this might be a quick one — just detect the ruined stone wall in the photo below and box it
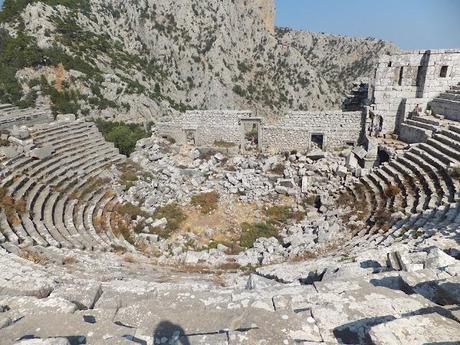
[262,127,310,153]
[159,110,363,152]
[262,111,363,152]
[158,110,253,146]
[373,49,460,134]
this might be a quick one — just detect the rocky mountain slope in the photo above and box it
[0,0,397,122]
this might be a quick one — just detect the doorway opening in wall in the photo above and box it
[243,121,260,151]
[377,148,391,165]
[311,134,324,150]
[440,66,448,78]
[398,67,404,86]
[185,130,196,145]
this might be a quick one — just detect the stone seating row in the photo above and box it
[0,106,53,129]
[0,121,128,252]
[429,83,460,121]
[344,125,460,239]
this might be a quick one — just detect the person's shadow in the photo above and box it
[153,321,191,345]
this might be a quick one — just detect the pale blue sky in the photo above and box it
[1,0,459,49]
[276,0,460,49]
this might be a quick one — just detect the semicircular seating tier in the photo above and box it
[0,119,130,252]
[343,120,460,249]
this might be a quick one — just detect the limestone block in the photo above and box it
[29,145,54,160]
[50,282,102,310]
[56,114,76,121]
[425,247,458,269]
[11,126,30,140]
[336,165,348,177]
[369,314,460,345]
[301,176,309,193]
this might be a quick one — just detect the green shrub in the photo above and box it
[191,191,219,214]
[239,222,279,249]
[93,119,148,156]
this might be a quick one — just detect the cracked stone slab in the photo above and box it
[95,279,158,309]
[369,313,460,345]
[310,284,436,344]
[0,296,77,320]
[0,313,137,345]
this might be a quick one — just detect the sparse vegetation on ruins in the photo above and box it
[265,205,292,225]
[19,248,48,265]
[384,185,401,198]
[214,140,237,148]
[0,186,27,225]
[190,191,220,214]
[117,160,150,191]
[153,203,187,234]
[239,222,279,249]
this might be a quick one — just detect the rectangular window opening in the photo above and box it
[311,134,324,150]
[440,66,448,78]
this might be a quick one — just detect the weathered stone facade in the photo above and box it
[158,110,254,146]
[372,49,460,134]
[158,110,363,152]
[262,111,363,152]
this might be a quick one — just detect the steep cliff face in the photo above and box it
[0,0,397,122]
[257,0,276,34]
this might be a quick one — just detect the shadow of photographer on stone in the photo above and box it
[153,321,191,345]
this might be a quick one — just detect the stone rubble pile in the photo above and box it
[128,136,355,210]
[121,136,357,266]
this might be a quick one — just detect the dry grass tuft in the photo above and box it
[62,256,76,265]
[123,254,137,263]
[384,185,401,198]
[291,251,318,262]
[190,191,220,214]
[20,249,47,265]
[214,140,236,148]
